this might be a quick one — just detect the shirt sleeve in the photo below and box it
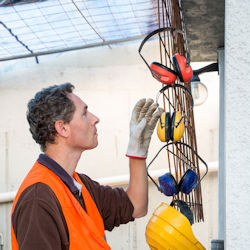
[12,183,69,250]
[78,174,135,231]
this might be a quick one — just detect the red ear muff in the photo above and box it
[172,53,193,82]
[150,62,177,84]
[138,27,184,84]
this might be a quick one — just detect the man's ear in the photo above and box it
[54,120,69,138]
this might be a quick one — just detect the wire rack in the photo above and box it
[147,0,204,223]
[0,0,161,61]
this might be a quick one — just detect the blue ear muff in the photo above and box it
[158,173,179,196]
[178,169,198,194]
[159,170,198,196]
[147,142,208,198]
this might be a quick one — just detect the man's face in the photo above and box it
[67,93,99,151]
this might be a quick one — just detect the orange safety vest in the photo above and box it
[11,161,111,250]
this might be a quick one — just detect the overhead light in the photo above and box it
[191,74,208,106]
[191,62,218,106]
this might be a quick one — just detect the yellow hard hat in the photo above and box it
[145,203,205,250]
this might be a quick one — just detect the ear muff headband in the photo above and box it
[146,141,208,194]
[138,27,183,81]
[156,83,194,109]
[138,27,184,55]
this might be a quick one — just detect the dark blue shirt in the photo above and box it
[38,153,80,195]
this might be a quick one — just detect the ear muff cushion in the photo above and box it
[157,112,171,142]
[178,169,198,194]
[170,111,184,142]
[172,54,184,82]
[151,62,177,84]
[158,173,179,196]
[172,54,193,82]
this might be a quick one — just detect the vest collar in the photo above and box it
[37,154,79,194]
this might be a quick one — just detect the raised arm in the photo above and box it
[126,98,163,218]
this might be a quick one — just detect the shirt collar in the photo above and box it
[37,154,80,194]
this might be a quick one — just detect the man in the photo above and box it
[11,83,162,249]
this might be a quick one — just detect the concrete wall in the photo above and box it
[224,0,250,249]
[0,41,219,249]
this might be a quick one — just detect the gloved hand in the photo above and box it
[126,98,163,159]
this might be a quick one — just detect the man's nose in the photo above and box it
[91,112,100,124]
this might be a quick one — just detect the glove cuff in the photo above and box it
[126,140,148,159]
[126,154,147,159]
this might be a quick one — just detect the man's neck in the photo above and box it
[45,146,82,177]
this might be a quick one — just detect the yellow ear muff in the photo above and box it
[157,112,171,142]
[171,111,184,142]
[157,112,184,142]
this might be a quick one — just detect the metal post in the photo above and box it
[218,48,225,240]
[211,239,224,250]
[0,233,3,250]
[210,47,225,250]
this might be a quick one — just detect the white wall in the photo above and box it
[0,41,219,249]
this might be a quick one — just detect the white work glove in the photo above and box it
[126,98,163,159]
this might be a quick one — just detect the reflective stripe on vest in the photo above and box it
[11,161,111,250]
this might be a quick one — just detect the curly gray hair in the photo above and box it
[27,83,75,151]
